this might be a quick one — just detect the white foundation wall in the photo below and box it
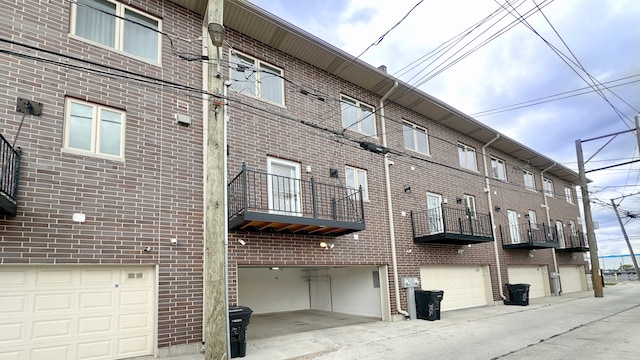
[329,267,381,317]
[237,268,309,314]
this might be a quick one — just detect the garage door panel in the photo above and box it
[34,293,73,312]
[78,340,111,360]
[31,345,70,360]
[0,266,155,360]
[0,295,26,314]
[80,292,114,310]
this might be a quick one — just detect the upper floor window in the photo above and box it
[523,170,536,191]
[341,95,376,136]
[490,156,507,181]
[403,121,429,155]
[564,187,574,204]
[458,143,477,171]
[230,51,284,105]
[345,166,369,201]
[64,98,125,160]
[543,177,554,197]
[71,0,161,63]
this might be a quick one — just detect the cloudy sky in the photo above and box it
[248,0,639,266]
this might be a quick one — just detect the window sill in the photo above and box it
[62,147,125,163]
[68,34,162,67]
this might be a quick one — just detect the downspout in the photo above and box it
[482,134,506,300]
[541,163,559,276]
[379,81,409,318]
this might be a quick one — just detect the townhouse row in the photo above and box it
[0,0,588,358]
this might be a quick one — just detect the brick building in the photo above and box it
[0,0,589,358]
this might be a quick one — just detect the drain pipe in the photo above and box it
[482,134,506,301]
[540,163,559,276]
[379,81,408,318]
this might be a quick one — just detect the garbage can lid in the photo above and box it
[229,306,253,314]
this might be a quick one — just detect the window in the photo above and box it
[458,143,477,171]
[71,0,161,63]
[463,194,476,217]
[230,51,284,105]
[564,187,574,204]
[490,157,507,180]
[523,170,536,191]
[341,95,376,136]
[543,177,554,197]
[528,210,538,229]
[64,98,125,159]
[345,166,368,201]
[403,121,429,155]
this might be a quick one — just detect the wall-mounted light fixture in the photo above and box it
[237,239,246,245]
[456,197,463,204]
[494,206,501,212]
[404,185,411,193]
[329,168,339,178]
[269,267,282,271]
[320,242,334,250]
[529,250,535,258]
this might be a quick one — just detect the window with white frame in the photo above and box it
[523,170,536,191]
[64,98,125,159]
[71,0,161,63]
[230,50,284,105]
[490,156,507,180]
[458,143,477,171]
[564,186,574,204]
[341,95,376,136]
[543,177,554,197]
[345,166,369,201]
[403,121,429,155]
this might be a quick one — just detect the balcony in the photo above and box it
[499,222,559,249]
[227,165,365,236]
[556,230,589,252]
[411,206,493,245]
[0,133,20,216]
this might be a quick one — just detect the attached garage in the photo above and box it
[0,266,156,360]
[559,265,587,293]
[507,265,551,298]
[238,266,385,318]
[419,265,493,311]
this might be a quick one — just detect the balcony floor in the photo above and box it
[229,211,365,236]
[502,241,558,249]
[556,246,589,253]
[414,232,494,245]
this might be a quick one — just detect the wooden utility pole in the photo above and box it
[575,140,604,297]
[611,197,640,279]
[204,0,227,358]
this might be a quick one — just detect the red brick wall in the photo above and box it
[0,0,205,348]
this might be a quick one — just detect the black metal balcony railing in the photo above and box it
[411,205,493,245]
[499,222,559,249]
[557,230,589,252]
[227,164,365,236]
[0,133,20,216]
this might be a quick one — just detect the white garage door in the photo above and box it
[507,266,550,299]
[559,265,587,293]
[0,266,155,360]
[420,265,493,311]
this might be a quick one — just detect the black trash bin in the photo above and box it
[504,283,530,306]
[229,306,253,358]
[415,290,444,321]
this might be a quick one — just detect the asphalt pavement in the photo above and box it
[155,280,640,360]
